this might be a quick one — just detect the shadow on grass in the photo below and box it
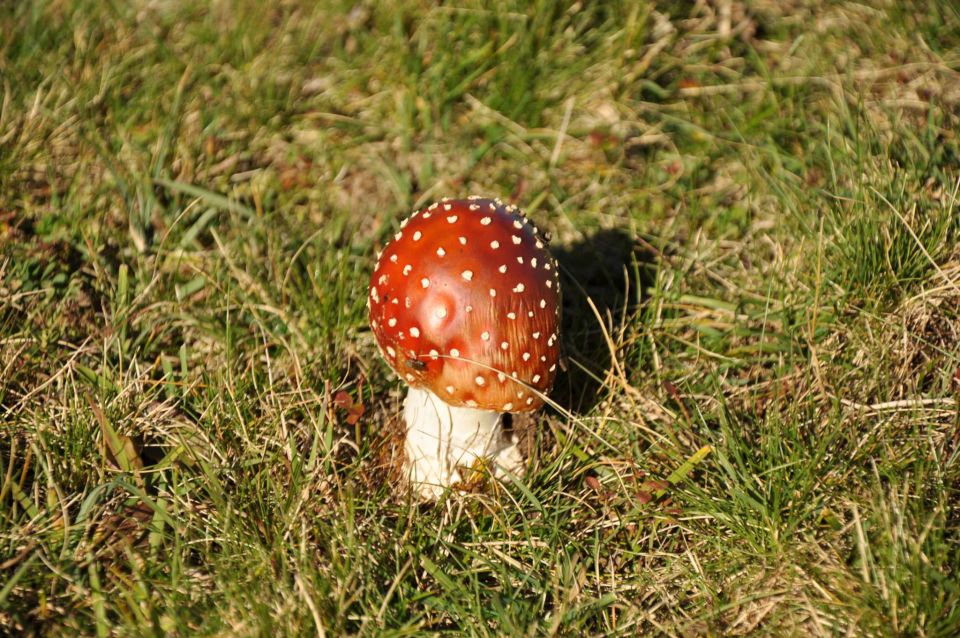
[550,227,656,416]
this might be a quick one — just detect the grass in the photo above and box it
[2,0,959,635]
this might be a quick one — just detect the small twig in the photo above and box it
[838,397,957,413]
[549,97,574,168]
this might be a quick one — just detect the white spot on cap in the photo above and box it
[513,220,523,229]
[475,376,485,386]
[469,204,479,211]
[526,397,534,405]
[522,352,531,361]
[421,212,431,219]
[500,341,508,350]
[405,297,411,308]
[528,311,534,317]
[532,374,541,383]
[512,283,525,293]
[546,280,553,288]
[512,235,522,245]
[517,256,524,264]
[461,270,473,281]
[378,275,387,285]
[403,265,412,275]
[409,327,420,337]
[435,307,447,319]
[488,203,496,210]
[386,346,396,357]
[392,298,399,305]
[481,331,490,341]
[540,299,547,308]
[388,318,397,327]
[481,217,492,225]
[430,350,439,359]
[549,364,556,372]
[531,258,538,268]
[503,402,513,410]
[445,385,455,394]
[497,372,506,382]
[465,305,473,312]
[444,204,452,211]
[436,247,446,257]
[489,289,497,297]
[533,332,540,339]
[429,202,438,210]
[371,287,379,302]
[498,264,507,274]
[536,240,544,249]
[459,236,467,245]
[507,312,516,320]
[389,254,398,263]
[421,278,430,288]
[394,231,402,240]
[405,373,415,382]
[413,231,422,241]
[450,348,460,358]
[544,262,551,270]
[490,240,500,249]
[447,215,458,223]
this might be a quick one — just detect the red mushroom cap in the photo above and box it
[369,197,561,412]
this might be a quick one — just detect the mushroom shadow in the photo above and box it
[549,227,656,415]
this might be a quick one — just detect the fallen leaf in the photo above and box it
[345,402,365,425]
[635,491,653,504]
[641,480,670,493]
[333,391,354,409]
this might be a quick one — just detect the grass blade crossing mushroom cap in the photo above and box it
[369,197,561,412]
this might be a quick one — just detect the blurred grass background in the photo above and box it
[2,0,959,635]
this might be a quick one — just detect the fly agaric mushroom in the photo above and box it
[369,197,561,499]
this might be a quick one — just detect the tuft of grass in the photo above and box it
[2,1,960,635]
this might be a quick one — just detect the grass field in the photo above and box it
[2,1,960,635]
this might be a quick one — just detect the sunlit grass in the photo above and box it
[2,1,959,635]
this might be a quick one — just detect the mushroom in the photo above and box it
[368,197,561,499]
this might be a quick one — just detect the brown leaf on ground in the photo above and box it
[79,501,155,565]
[333,390,366,424]
[333,390,354,409]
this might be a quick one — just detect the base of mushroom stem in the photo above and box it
[402,386,525,499]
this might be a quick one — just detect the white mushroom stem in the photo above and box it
[403,386,525,499]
